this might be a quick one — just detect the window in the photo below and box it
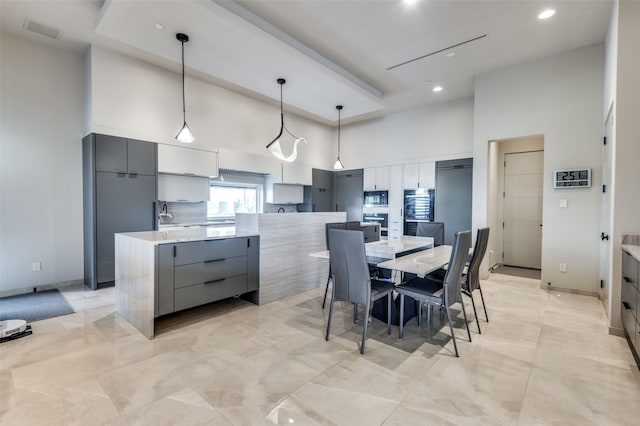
[207,170,265,220]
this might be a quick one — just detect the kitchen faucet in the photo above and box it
[158,203,173,219]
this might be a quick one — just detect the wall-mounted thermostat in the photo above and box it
[553,169,591,188]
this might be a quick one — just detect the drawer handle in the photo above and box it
[205,258,226,263]
[623,276,632,283]
[205,278,226,285]
[622,301,631,310]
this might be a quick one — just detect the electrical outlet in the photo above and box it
[559,263,567,273]
[32,262,41,272]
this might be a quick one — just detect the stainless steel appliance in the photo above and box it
[403,188,435,235]
[363,212,388,237]
[363,190,388,207]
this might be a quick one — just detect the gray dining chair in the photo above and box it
[417,221,445,246]
[325,229,395,354]
[322,222,346,309]
[462,227,490,333]
[397,230,472,357]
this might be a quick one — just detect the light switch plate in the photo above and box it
[559,199,568,208]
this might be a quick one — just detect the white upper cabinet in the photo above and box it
[403,162,435,189]
[158,174,209,202]
[282,162,312,185]
[158,144,218,177]
[363,166,390,190]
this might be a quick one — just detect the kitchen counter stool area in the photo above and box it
[115,228,259,339]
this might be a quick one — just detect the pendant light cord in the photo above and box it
[337,108,341,157]
[181,40,186,123]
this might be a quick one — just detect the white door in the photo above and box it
[503,151,544,269]
[600,109,613,314]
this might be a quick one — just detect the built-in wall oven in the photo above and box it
[363,190,388,207]
[362,212,388,237]
[404,188,435,235]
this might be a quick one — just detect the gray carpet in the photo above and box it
[0,289,75,322]
[492,265,541,280]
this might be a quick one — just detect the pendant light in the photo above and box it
[333,105,345,170]
[175,33,195,143]
[266,78,306,162]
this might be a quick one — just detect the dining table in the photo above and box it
[308,235,436,267]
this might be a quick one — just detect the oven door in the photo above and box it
[362,213,388,235]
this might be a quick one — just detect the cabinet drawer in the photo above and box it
[175,256,247,289]
[622,250,638,289]
[174,275,248,311]
[175,238,248,266]
[621,276,638,320]
[622,302,636,341]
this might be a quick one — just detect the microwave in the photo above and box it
[363,190,388,207]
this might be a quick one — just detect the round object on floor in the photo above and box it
[0,319,27,338]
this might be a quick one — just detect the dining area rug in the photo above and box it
[0,289,75,322]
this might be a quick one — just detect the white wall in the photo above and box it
[0,35,85,295]
[607,0,640,330]
[89,46,334,169]
[339,97,474,168]
[473,43,605,294]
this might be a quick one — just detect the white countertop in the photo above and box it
[309,236,434,260]
[117,227,257,244]
[376,245,453,277]
[622,244,640,262]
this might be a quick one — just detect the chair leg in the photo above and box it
[399,294,405,338]
[353,303,358,323]
[417,301,422,326]
[478,285,489,322]
[460,295,472,343]
[445,305,459,357]
[387,295,392,335]
[325,291,335,341]
[361,300,370,354]
[468,291,481,334]
[322,274,331,309]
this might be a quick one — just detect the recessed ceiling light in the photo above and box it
[445,52,456,58]
[538,9,556,20]
[154,23,165,30]
[433,86,443,92]
[403,0,419,5]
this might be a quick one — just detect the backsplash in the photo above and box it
[622,234,640,245]
[264,204,299,213]
[158,201,207,225]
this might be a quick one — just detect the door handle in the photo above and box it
[600,232,609,241]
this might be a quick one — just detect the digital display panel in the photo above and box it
[553,169,591,188]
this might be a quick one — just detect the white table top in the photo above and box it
[376,245,453,277]
[309,236,434,261]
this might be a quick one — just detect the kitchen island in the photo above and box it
[235,212,346,304]
[115,227,259,338]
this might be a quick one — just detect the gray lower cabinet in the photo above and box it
[621,249,639,356]
[155,236,260,317]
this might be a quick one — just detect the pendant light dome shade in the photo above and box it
[266,78,306,162]
[333,105,344,170]
[175,33,194,143]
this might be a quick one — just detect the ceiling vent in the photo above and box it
[23,19,62,40]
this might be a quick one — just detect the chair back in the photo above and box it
[328,229,371,306]
[466,227,490,291]
[442,230,471,306]
[325,222,346,250]
[345,221,362,230]
[417,222,445,246]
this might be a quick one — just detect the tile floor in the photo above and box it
[1,273,639,425]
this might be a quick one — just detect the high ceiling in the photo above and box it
[1,0,612,125]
